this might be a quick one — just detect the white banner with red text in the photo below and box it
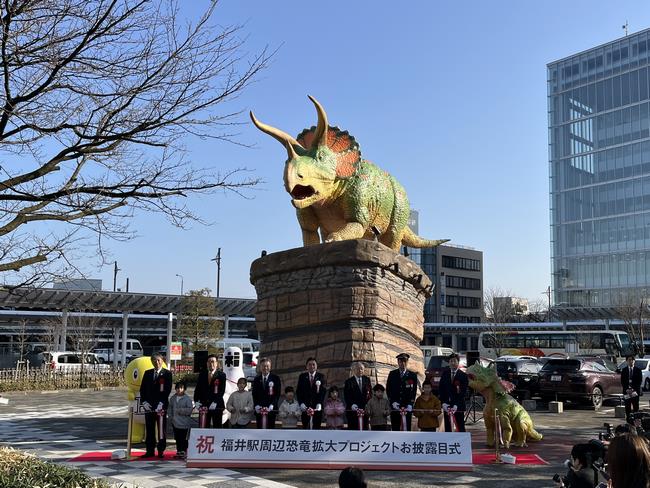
[187,428,472,471]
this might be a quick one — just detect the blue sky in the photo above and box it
[85,1,650,303]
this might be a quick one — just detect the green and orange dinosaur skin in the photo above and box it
[250,96,449,251]
[467,363,543,448]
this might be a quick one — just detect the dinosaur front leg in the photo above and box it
[500,416,513,449]
[296,208,321,246]
[325,222,365,242]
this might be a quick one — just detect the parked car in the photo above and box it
[243,351,259,380]
[92,348,134,364]
[93,339,143,358]
[538,358,620,409]
[42,351,111,371]
[494,357,543,400]
[617,358,650,391]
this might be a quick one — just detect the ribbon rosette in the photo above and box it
[214,378,220,394]
[159,377,165,392]
[306,407,315,430]
[260,406,269,429]
[399,406,408,431]
[268,381,274,396]
[454,379,461,394]
[407,379,414,388]
[198,406,208,428]
[157,409,166,440]
[356,408,365,431]
[315,379,321,394]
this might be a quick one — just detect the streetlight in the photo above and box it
[175,274,184,296]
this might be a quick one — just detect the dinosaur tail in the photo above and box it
[402,226,450,249]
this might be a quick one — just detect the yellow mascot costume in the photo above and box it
[125,356,167,443]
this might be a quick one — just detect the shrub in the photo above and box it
[0,447,126,487]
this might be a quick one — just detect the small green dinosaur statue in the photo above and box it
[250,96,449,251]
[467,363,543,448]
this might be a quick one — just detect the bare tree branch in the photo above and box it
[0,0,270,287]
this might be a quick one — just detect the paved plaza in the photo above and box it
[0,388,636,487]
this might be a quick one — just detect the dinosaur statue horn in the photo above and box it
[308,95,328,147]
[250,111,304,160]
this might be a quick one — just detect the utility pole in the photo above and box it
[623,20,629,36]
[211,248,221,298]
[113,261,121,292]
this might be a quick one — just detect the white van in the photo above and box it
[93,338,143,360]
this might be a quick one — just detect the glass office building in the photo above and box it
[548,29,650,314]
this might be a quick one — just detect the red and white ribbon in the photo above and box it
[306,407,315,430]
[260,407,269,429]
[400,407,408,431]
[268,381,274,396]
[447,410,458,432]
[214,378,220,394]
[198,406,208,428]
[157,410,166,440]
[356,408,365,431]
[159,378,165,393]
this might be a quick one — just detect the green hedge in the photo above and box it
[0,447,130,488]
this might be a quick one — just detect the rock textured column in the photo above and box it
[249,239,432,388]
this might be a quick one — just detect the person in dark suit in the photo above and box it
[343,361,372,430]
[621,355,643,420]
[386,353,418,431]
[193,354,227,428]
[296,357,327,429]
[139,353,173,458]
[252,357,281,428]
[439,353,468,432]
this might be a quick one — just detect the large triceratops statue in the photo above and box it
[467,363,543,448]
[250,96,449,251]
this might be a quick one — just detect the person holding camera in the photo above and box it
[621,355,643,420]
[554,444,598,488]
[607,433,650,488]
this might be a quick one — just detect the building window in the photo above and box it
[442,255,481,271]
[446,275,481,290]
[446,294,481,309]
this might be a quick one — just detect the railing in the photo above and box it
[0,367,125,392]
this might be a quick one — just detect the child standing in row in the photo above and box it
[324,386,346,429]
[168,381,193,459]
[279,386,301,428]
[413,382,442,431]
[226,377,254,428]
[365,384,390,430]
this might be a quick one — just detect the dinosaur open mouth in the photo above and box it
[291,185,316,200]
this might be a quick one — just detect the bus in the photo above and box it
[478,330,633,360]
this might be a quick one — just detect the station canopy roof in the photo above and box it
[0,287,255,317]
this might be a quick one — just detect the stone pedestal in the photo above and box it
[249,239,432,387]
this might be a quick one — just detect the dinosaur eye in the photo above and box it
[132,369,139,381]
